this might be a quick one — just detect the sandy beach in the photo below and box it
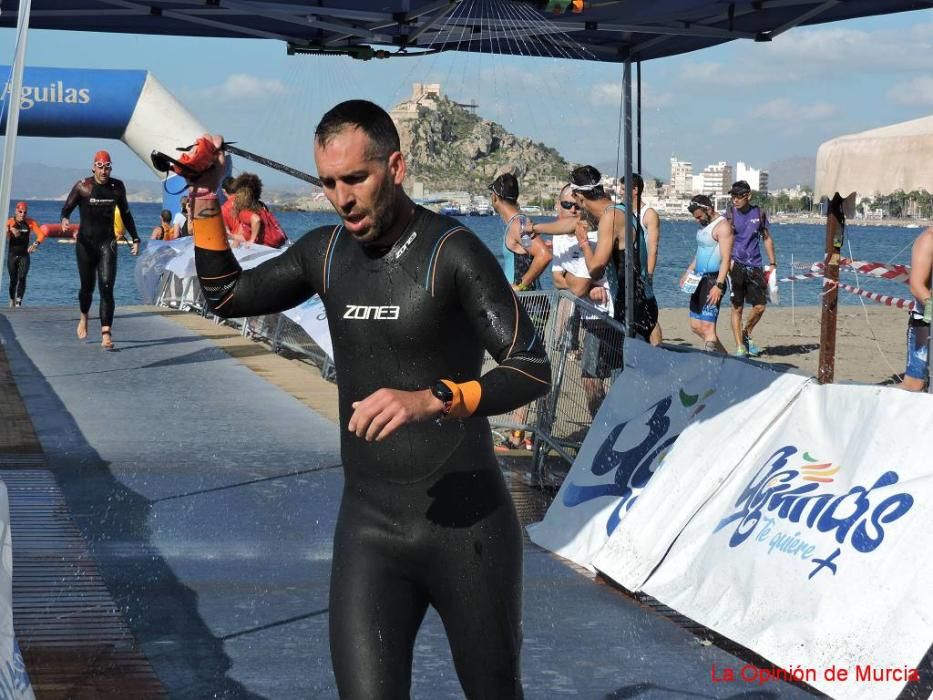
[658,304,916,386]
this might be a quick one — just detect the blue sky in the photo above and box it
[2,7,933,187]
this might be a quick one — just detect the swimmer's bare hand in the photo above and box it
[349,388,441,442]
[130,241,140,256]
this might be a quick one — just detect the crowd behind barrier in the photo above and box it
[153,264,628,482]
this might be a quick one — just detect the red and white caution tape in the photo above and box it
[792,258,911,283]
[840,258,911,284]
[834,281,916,311]
[778,268,917,310]
[779,271,824,283]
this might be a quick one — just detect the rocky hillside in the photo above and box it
[395,94,573,194]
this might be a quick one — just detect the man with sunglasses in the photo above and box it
[61,150,140,349]
[726,180,776,357]
[183,101,550,698]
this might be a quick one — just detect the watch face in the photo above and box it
[432,381,454,403]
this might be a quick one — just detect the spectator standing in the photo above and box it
[622,173,662,345]
[681,194,733,354]
[898,226,932,391]
[727,180,776,357]
[172,196,190,239]
[490,172,552,450]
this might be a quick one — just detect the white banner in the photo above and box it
[527,342,808,571]
[0,481,35,699]
[281,295,333,361]
[136,239,334,361]
[634,383,932,700]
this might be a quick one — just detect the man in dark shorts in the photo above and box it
[682,195,734,354]
[726,180,776,357]
[61,149,140,349]
[183,101,550,698]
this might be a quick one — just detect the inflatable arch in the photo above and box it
[1,65,217,214]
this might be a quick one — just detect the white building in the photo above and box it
[735,161,770,196]
[670,156,693,197]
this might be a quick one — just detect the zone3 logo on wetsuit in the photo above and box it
[342,304,401,320]
[195,205,550,698]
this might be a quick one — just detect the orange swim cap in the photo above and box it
[15,202,27,212]
[94,150,112,164]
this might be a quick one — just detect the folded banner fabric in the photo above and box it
[600,379,932,700]
[527,342,807,571]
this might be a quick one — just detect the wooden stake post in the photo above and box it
[817,193,852,384]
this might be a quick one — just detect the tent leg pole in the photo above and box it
[0,0,34,290]
[623,57,635,339]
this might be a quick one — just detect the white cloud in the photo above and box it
[887,77,933,106]
[207,74,288,100]
[750,99,837,121]
[711,118,737,134]
[680,62,723,84]
[590,82,673,109]
[727,23,933,83]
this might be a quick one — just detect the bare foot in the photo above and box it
[76,316,88,339]
[101,330,114,350]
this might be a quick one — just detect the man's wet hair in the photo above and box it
[221,176,236,195]
[315,99,401,161]
[621,173,644,196]
[160,209,172,223]
[688,194,714,213]
[569,165,607,200]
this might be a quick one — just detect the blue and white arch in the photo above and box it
[0,65,219,212]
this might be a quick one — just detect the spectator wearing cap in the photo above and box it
[681,194,733,354]
[726,180,776,357]
[5,201,45,307]
[489,173,552,451]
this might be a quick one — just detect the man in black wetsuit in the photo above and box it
[61,149,140,349]
[183,102,551,698]
[5,201,45,307]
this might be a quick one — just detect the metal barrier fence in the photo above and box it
[481,290,627,487]
[155,274,626,484]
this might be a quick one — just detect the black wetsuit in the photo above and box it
[195,206,551,698]
[7,220,33,302]
[61,177,139,327]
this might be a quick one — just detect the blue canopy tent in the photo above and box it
[2,0,931,337]
[2,1,930,62]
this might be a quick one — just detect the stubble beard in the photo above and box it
[349,175,397,247]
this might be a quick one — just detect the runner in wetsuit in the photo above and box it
[5,201,45,307]
[184,102,551,698]
[61,150,140,348]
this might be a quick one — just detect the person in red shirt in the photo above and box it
[5,201,45,307]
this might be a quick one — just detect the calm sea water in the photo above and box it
[6,199,921,309]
